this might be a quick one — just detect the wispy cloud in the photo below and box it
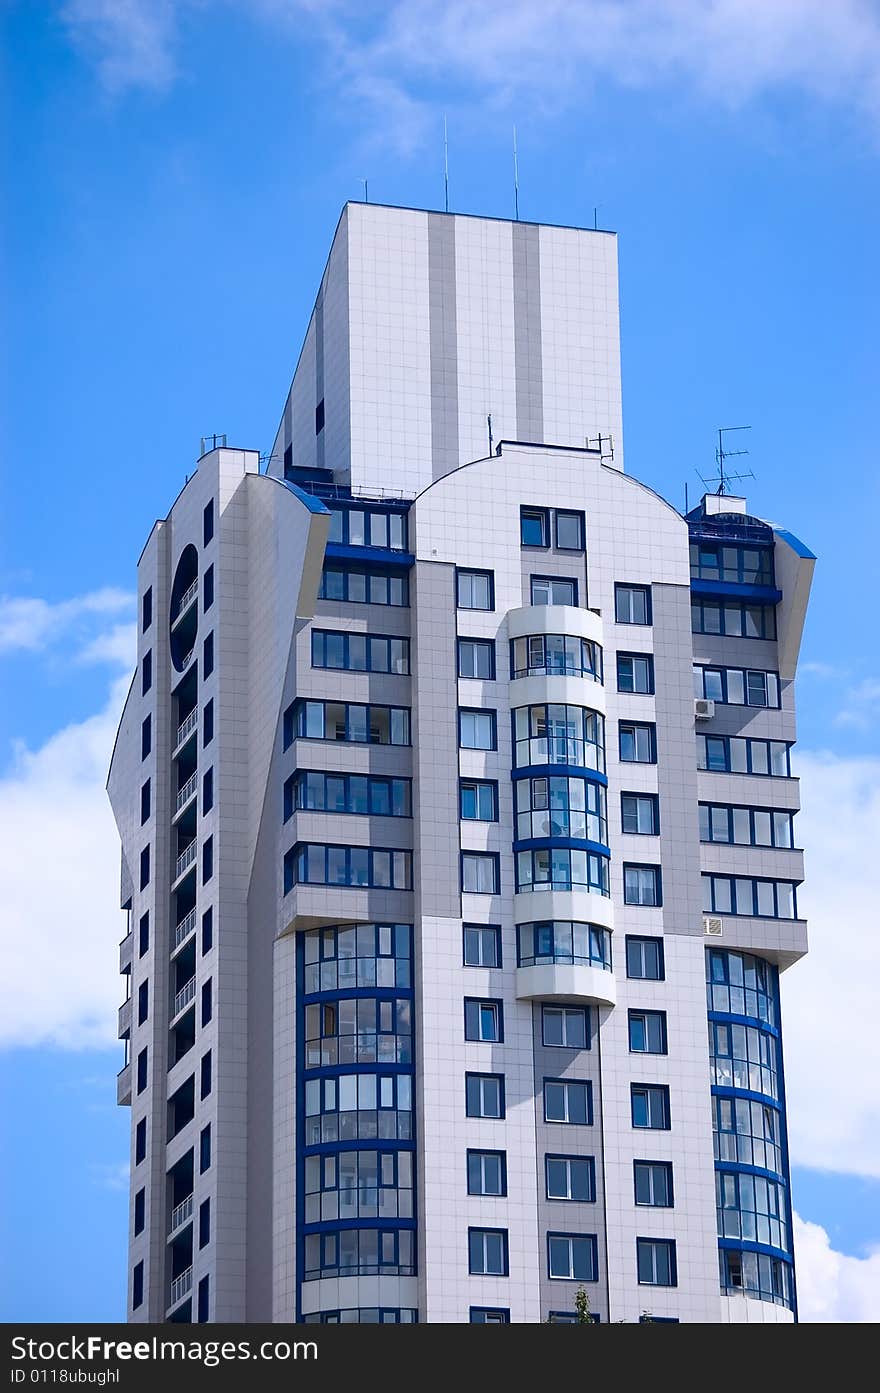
[0,589,134,657]
[795,1213,880,1321]
[59,0,880,137]
[91,1161,131,1192]
[77,623,138,669]
[834,679,880,729]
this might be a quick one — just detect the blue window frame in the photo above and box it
[689,540,773,586]
[303,1070,413,1145]
[470,1308,510,1324]
[625,937,664,981]
[460,779,498,821]
[468,1228,509,1276]
[615,584,652,625]
[631,1084,670,1130]
[461,851,500,894]
[459,708,497,750]
[458,637,496,679]
[464,998,503,1042]
[284,843,412,894]
[628,1010,667,1055]
[301,922,412,995]
[697,734,791,777]
[621,792,659,835]
[463,924,501,968]
[284,699,410,748]
[521,506,550,547]
[456,568,494,610]
[303,1228,415,1280]
[623,864,662,907]
[637,1238,677,1287]
[716,1170,788,1250]
[619,721,656,764]
[514,703,605,772]
[691,598,776,639]
[694,664,780,708]
[617,652,654,694]
[542,1005,589,1049]
[511,633,602,682]
[304,998,412,1069]
[516,776,607,842]
[546,1155,596,1202]
[303,1148,414,1223]
[465,1072,505,1119]
[555,510,585,551]
[319,565,408,607]
[517,920,611,970]
[707,948,777,1025]
[719,1250,792,1309]
[547,1233,598,1281]
[544,1078,592,1125]
[634,1160,674,1207]
[530,575,577,606]
[286,770,411,820]
[516,847,610,896]
[311,629,410,674]
[702,874,797,920]
[699,803,794,849]
[467,1149,507,1197]
[326,505,407,552]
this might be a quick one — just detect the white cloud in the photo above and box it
[783,751,880,1178]
[91,1161,131,1192]
[795,1213,880,1321]
[77,623,138,669]
[833,678,880,729]
[60,0,880,132]
[0,588,134,656]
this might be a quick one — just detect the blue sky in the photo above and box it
[1,0,879,1322]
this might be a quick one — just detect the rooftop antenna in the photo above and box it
[697,425,755,496]
[487,414,494,455]
[593,205,602,231]
[512,126,520,221]
[443,114,449,213]
[359,178,369,204]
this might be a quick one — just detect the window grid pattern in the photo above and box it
[691,598,776,639]
[327,507,407,552]
[514,703,604,771]
[289,770,411,820]
[702,875,797,920]
[511,634,602,682]
[694,665,780,708]
[699,803,794,849]
[286,700,410,748]
[515,776,607,843]
[517,921,612,971]
[516,847,610,896]
[697,734,791,777]
[311,630,409,675]
[689,541,773,586]
[319,566,408,607]
[286,844,412,894]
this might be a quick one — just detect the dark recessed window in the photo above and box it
[202,836,213,884]
[142,587,152,633]
[619,721,656,764]
[203,632,214,679]
[203,699,214,746]
[617,653,655,694]
[137,981,149,1026]
[628,1009,667,1055]
[139,845,150,891]
[521,507,550,547]
[463,924,501,967]
[200,1123,211,1173]
[134,1188,145,1235]
[465,1072,505,1119]
[201,979,212,1027]
[637,1238,677,1287]
[135,1118,146,1164]
[631,1084,670,1130]
[136,1047,148,1095]
[555,511,585,551]
[202,767,213,813]
[467,1150,507,1197]
[204,565,214,611]
[625,936,664,981]
[460,779,498,821]
[141,650,152,696]
[621,793,659,835]
[634,1161,674,1207]
[132,1261,144,1310]
[197,1275,209,1323]
[615,584,651,625]
[315,399,325,434]
[199,1199,211,1250]
[623,864,662,907]
[201,907,213,955]
[200,1050,212,1100]
[457,637,495,680]
[138,912,149,958]
[141,715,151,761]
[464,998,503,1042]
[140,779,151,825]
[203,500,214,547]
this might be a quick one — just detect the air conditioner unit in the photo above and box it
[704,917,723,937]
[695,698,715,720]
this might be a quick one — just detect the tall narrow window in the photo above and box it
[203,500,214,546]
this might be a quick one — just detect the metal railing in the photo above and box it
[169,1268,192,1307]
[172,579,199,624]
[178,647,195,673]
[169,1194,194,1233]
[176,773,197,812]
[174,842,196,880]
[175,708,198,748]
[174,908,197,950]
[173,977,196,1017]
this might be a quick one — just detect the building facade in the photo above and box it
[108,202,814,1324]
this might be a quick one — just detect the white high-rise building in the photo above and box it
[109,202,814,1325]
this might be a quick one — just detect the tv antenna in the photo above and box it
[512,126,520,221]
[697,425,755,496]
[487,414,494,455]
[359,178,369,204]
[443,114,449,213]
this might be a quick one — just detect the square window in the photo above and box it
[631,1084,670,1130]
[615,584,651,625]
[465,998,503,1042]
[463,924,501,968]
[461,852,499,894]
[548,1233,597,1281]
[458,637,495,679]
[544,1079,591,1125]
[542,1005,588,1049]
[546,1155,596,1202]
[637,1238,677,1287]
[634,1161,674,1207]
[470,1308,509,1324]
[628,1010,667,1054]
[621,793,659,835]
[624,864,661,907]
[465,1072,504,1119]
[617,653,654,694]
[460,779,497,821]
[467,1150,507,1197]
[457,569,494,610]
[555,510,585,551]
[459,709,497,750]
[625,937,664,981]
[521,507,550,547]
[531,576,576,606]
[619,722,655,763]
[469,1228,508,1277]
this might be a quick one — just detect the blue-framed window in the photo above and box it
[691,598,776,639]
[515,776,606,843]
[286,770,411,820]
[697,733,791,777]
[311,629,410,674]
[623,864,662,907]
[694,665,780,708]
[628,1010,667,1055]
[303,1309,418,1324]
[461,852,500,894]
[468,1228,509,1276]
[719,1250,792,1309]
[625,937,664,981]
[304,1149,414,1223]
[465,998,503,1043]
[457,568,494,610]
[631,1084,670,1130]
[284,843,412,894]
[466,1072,505,1119]
[458,637,496,680]
[460,779,498,821]
[530,575,577,606]
[517,921,611,971]
[713,1095,782,1174]
[619,721,656,763]
[547,1233,598,1281]
[516,847,610,896]
[637,1238,677,1287]
[702,874,797,920]
[544,1078,592,1125]
[621,793,659,835]
[548,1310,601,1324]
[617,652,654,694]
[546,1155,596,1202]
[301,923,411,994]
[520,506,550,547]
[699,803,794,848]
[710,1020,778,1100]
[284,699,410,749]
[707,948,777,1025]
[615,584,652,625]
[304,997,412,1068]
[555,510,585,551]
[463,924,501,968]
[303,1228,415,1280]
[634,1161,674,1207]
[542,1005,589,1049]
[470,1308,509,1324]
[511,634,602,682]
[467,1149,507,1197]
[327,506,408,552]
[717,1171,788,1250]
[690,540,773,587]
[304,1071,413,1145]
[459,708,497,750]
[514,703,605,772]
[319,564,408,607]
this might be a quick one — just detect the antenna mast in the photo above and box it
[444,115,449,213]
[696,425,755,497]
[512,127,519,221]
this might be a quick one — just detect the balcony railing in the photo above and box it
[178,647,195,673]
[173,977,196,1017]
[175,773,197,813]
[175,708,198,749]
[172,579,199,625]
[169,1268,192,1308]
[174,842,197,881]
[169,1194,194,1234]
[174,908,197,950]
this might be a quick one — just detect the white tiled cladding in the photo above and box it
[719,1295,794,1324]
[507,603,604,643]
[509,674,607,714]
[515,963,616,1008]
[512,889,614,929]
[299,1277,420,1317]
